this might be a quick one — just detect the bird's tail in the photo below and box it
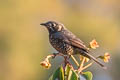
[84,52,107,69]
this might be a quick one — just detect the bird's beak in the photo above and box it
[40,23,47,26]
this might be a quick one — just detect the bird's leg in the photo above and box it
[63,55,71,78]
[68,55,71,59]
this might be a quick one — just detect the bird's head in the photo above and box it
[40,21,65,33]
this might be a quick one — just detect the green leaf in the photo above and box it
[65,64,78,80]
[65,64,71,76]
[82,71,93,80]
[68,70,78,80]
[49,65,79,80]
[49,66,64,80]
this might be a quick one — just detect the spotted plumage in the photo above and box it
[40,21,105,68]
[49,32,74,55]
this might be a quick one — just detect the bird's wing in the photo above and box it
[53,32,88,51]
[62,31,88,51]
[69,38,88,51]
[63,29,84,44]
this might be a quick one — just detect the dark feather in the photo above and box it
[62,30,88,52]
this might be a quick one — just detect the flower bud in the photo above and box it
[90,39,99,49]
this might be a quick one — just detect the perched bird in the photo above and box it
[40,21,106,69]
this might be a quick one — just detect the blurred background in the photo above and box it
[0,0,120,80]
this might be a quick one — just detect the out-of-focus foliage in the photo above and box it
[49,65,79,80]
[49,66,64,80]
[49,65,92,80]
[82,71,93,80]
[0,0,120,80]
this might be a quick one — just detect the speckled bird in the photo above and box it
[40,21,105,68]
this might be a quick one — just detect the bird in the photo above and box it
[40,21,106,69]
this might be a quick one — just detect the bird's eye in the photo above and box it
[48,23,52,27]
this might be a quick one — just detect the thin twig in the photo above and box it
[71,55,79,67]
[80,62,93,72]
[78,57,86,73]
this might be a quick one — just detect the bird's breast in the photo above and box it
[49,34,73,55]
